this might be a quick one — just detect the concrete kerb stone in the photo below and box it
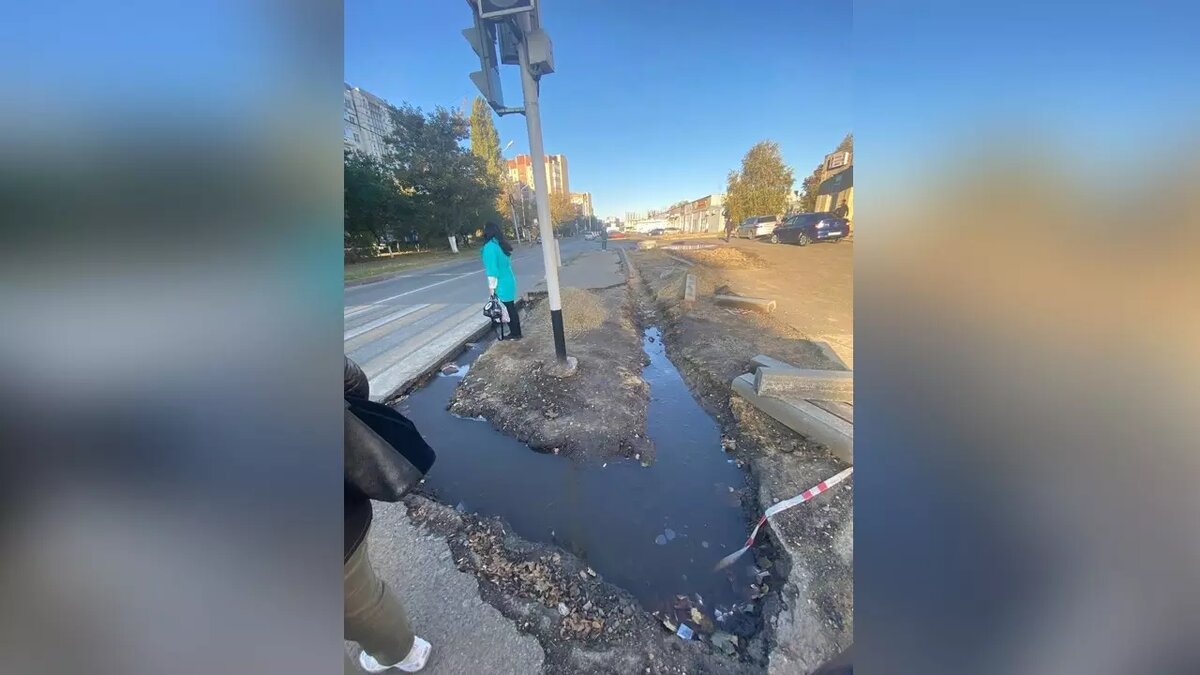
[684,274,697,303]
[753,368,853,402]
[732,374,853,463]
[714,294,777,313]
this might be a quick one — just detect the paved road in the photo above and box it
[344,237,595,399]
[718,236,854,367]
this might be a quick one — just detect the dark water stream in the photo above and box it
[397,327,756,615]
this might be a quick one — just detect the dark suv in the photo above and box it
[771,212,849,245]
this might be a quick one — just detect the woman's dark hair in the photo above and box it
[483,221,512,256]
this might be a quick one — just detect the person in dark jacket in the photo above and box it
[344,357,432,673]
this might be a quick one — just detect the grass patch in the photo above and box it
[345,250,460,282]
[560,287,608,337]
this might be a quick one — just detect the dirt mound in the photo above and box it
[560,287,607,337]
[450,285,653,461]
[679,247,768,269]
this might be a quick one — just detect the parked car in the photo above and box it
[736,215,781,239]
[649,228,666,236]
[771,212,849,245]
[583,230,599,241]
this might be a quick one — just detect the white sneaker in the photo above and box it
[358,636,432,673]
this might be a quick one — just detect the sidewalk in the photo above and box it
[345,500,545,674]
[344,301,490,402]
[532,248,625,292]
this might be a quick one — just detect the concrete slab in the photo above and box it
[533,250,625,292]
[753,367,853,402]
[684,274,697,303]
[348,501,546,674]
[732,374,853,463]
[714,294,777,313]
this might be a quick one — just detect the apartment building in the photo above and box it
[344,83,393,159]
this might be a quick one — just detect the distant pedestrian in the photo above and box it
[481,221,522,340]
[724,218,737,242]
[833,201,849,219]
[344,356,434,673]
[600,226,608,250]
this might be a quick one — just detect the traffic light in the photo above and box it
[477,0,534,20]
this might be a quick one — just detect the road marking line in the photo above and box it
[343,303,432,341]
[370,271,482,304]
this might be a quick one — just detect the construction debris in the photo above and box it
[753,367,853,402]
[714,294,777,313]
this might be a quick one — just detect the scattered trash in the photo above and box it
[579,571,589,580]
[602,463,607,468]
[586,567,597,577]
[634,453,640,460]
[661,617,678,632]
[675,624,694,640]
[552,447,560,454]
[695,593,704,606]
[754,568,771,583]
[721,437,737,452]
[455,502,467,513]
[664,528,676,541]
[439,363,459,375]
[728,486,735,493]
[690,608,704,624]
[714,607,731,623]
[655,534,668,545]
[558,602,570,617]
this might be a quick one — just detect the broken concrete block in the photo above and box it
[684,274,696,303]
[637,240,658,250]
[753,367,853,402]
[714,294,776,313]
[732,374,852,463]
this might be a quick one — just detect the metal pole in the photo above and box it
[509,195,521,243]
[518,40,568,362]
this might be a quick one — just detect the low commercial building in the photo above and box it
[815,150,853,222]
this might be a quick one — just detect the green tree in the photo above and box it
[798,162,824,213]
[469,97,510,221]
[549,190,576,228]
[380,104,499,247]
[344,149,411,259]
[725,140,794,224]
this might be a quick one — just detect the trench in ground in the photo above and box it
[397,326,759,623]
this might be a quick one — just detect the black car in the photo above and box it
[771,212,849,245]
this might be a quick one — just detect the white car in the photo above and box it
[583,231,599,241]
[737,215,781,239]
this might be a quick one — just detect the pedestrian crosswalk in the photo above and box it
[344,301,490,401]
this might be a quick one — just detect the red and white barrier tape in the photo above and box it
[714,466,854,571]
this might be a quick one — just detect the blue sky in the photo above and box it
[345,0,852,219]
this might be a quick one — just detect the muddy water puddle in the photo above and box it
[398,327,756,618]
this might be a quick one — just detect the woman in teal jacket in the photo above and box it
[481,221,522,339]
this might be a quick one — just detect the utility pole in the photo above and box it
[520,43,567,360]
[464,0,569,365]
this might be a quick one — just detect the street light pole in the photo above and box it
[518,38,568,363]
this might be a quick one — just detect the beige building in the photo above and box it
[343,83,394,159]
[507,153,570,195]
[815,150,853,221]
[570,192,593,218]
